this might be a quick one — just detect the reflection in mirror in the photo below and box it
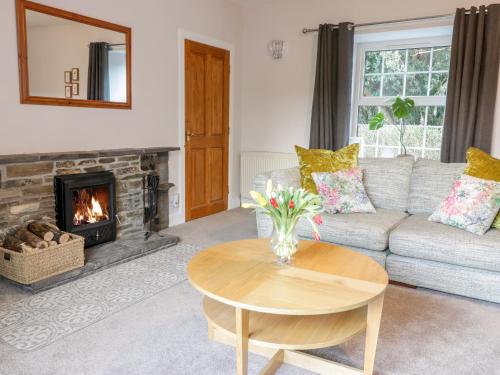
[25,9,127,103]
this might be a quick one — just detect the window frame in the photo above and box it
[350,35,452,158]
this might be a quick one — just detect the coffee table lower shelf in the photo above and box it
[203,297,368,375]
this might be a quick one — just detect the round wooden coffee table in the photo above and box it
[188,239,388,375]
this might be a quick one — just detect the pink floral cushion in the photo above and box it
[429,174,500,235]
[312,167,375,214]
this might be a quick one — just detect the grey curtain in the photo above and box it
[309,23,354,150]
[441,5,500,162]
[87,42,110,101]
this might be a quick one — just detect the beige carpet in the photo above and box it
[0,208,499,374]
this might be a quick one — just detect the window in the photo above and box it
[108,48,127,102]
[352,38,451,159]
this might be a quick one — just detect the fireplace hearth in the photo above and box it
[54,171,116,247]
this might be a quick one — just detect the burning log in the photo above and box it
[1,235,33,253]
[28,222,70,244]
[27,222,54,242]
[13,228,48,249]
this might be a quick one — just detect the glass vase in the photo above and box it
[269,224,299,264]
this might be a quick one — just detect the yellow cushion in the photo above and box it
[295,144,359,193]
[464,147,500,229]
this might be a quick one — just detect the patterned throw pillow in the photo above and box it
[312,167,376,214]
[428,174,500,235]
[464,147,500,229]
[295,144,359,193]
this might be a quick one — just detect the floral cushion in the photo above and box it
[464,147,500,229]
[428,174,500,235]
[312,167,376,214]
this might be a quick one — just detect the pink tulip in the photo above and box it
[313,215,323,225]
[289,200,295,209]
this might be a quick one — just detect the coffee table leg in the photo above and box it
[235,307,249,375]
[364,293,384,375]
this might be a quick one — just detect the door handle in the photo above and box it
[186,131,195,142]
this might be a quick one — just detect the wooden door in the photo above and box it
[185,40,229,221]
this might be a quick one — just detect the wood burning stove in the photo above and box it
[54,171,116,247]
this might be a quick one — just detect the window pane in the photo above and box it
[407,48,430,72]
[357,124,377,146]
[382,74,404,96]
[363,75,381,96]
[405,126,425,147]
[378,125,400,146]
[425,127,443,148]
[365,51,383,74]
[403,106,426,125]
[427,106,445,126]
[424,149,441,160]
[382,50,405,73]
[356,44,449,160]
[405,73,429,96]
[430,73,448,95]
[432,46,451,71]
[357,105,379,124]
[380,106,397,124]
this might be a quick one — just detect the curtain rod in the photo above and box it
[302,9,485,34]
[86,43,126,47]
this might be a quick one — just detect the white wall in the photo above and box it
[0,0,243,222]
[239,0,500,158]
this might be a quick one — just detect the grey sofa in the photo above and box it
[253,157,500,304]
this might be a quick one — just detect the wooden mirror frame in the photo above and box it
[16,0,132,109]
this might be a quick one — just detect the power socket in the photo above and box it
[170,193,180,208]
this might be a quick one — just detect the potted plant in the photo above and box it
[243,180,323,263]
[368,96,416,156]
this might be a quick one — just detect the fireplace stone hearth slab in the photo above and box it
[2,233,179,293]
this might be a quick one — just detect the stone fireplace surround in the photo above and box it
[0,147,179,238]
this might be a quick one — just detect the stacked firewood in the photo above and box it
[0,221,70,253]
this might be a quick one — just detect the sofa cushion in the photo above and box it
[312,168,376,214]
[428,174,500,236]
[464,147,500,229]
[358,157,414,211]
[389,214,500,272]
[296,208,408,251]
[295,144,359,193]
[408,158,466,214]
[270,167,301,189]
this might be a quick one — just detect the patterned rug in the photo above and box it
[0,242,201,351]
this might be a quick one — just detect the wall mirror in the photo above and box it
[16,0,131,109]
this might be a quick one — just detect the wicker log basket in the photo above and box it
[0,233,84,285]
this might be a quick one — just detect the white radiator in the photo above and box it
[240,151,298,202]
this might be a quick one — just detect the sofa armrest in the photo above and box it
[253,171,272,194]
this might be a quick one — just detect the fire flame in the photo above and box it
[73,189,109,226]
[92,197,103,217]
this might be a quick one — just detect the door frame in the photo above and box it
[176,29,236,225]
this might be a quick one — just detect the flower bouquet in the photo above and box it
[243,180,323,263]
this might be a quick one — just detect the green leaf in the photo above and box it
[368,112,385,130]
[392,97,415,120]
